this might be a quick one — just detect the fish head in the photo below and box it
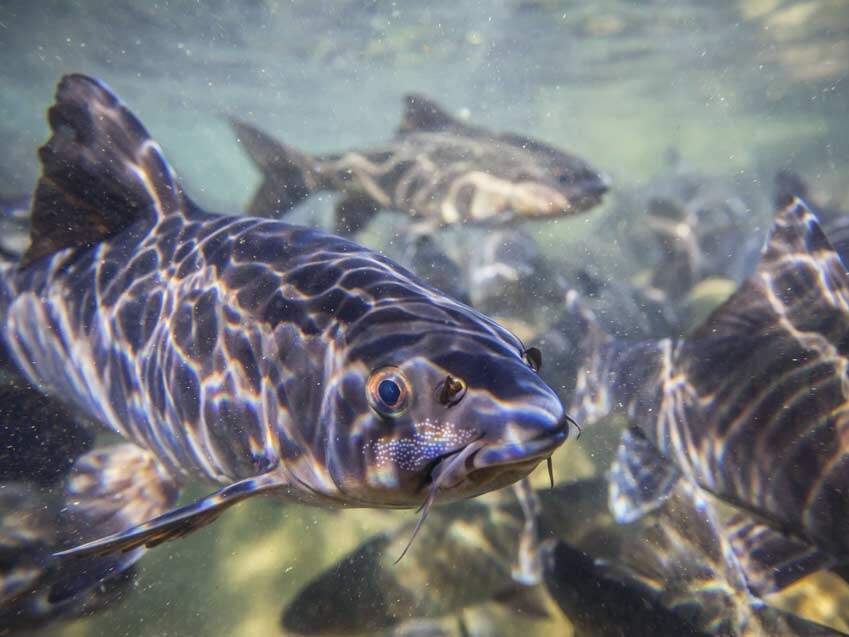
[452,134,609,223]
[323,302,568,507]
[506,135,610,218]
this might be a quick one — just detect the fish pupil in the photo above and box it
[378,379,401,406]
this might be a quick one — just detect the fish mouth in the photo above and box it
[432,416,570,494]
[563,177,610,212]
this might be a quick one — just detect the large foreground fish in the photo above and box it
[230,94,609,234]
[568,198,849,595]
[0,75,569,597]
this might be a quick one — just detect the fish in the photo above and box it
[282,475,841,636]
[399,235,471,305]
[229,94,609,235]
[0,74,569,604]
[280,483,586,637]
[0,376,135,632]
[567,197,849,596]
[572,479,846,637]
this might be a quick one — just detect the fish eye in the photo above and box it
[367,367,411,417]
[523,347,542,373]
[557,173,573,185]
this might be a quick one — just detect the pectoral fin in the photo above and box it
[608,427,680,524]
[55,469,288,559]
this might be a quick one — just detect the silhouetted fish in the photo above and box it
[229,94,609,235]
[281,476,841,636]
[0,377,134,633]
[0,75,569,601]
[568,198,849,596]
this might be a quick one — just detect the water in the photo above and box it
[0,1,847,636]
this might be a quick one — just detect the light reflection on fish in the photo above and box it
[0,75,569,601]
[567,198,849,596]
[229,94,609,235]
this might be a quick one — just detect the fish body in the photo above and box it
[230,94,609,235]
[0,75,567,572]
[568,198,849,594]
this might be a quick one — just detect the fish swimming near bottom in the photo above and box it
[567,197,849,596]
[0,74,570,604]
[282,475,841,636]
[229,93,609,235]
[0,376,134,632]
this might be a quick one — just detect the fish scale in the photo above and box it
[0,75,568,595]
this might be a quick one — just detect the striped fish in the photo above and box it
[567,198,849,595]
[229,94,609,235]
[0,75,569,597]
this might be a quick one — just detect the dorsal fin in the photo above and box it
[691,198,849,340]
[398,93,465,134]
[24,74,184,265]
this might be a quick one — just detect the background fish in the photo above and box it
[281,475,840,636]
[0,375,135,633]
[0,74,569,605]
[0,194,31,262]
[229,93,609,235]
[566,198,849,596]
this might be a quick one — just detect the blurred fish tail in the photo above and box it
[565,290,659,426]
[229,117,322,217]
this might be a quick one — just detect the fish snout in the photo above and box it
[472,393,569,476]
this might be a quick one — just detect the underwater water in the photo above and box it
[0,1,848,636]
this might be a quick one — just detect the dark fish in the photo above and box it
[399,235,471,305]
[282,475,839,636]
[465,228,563,320]
[229,94,609,235]
[580,479,845,637]
[0,377,134,632]
[280,485,566,637]
[0,75,568,601]
[567,198,849,595]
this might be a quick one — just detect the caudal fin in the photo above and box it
[25,74,185,265]
[564,289,662,427]
[229,117,321,218]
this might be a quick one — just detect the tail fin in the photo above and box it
[615,480,846,637]
[229,117,322,218]
[0,379,135,631]
[25,74,185,265]
[564,290,664,427]
[0,482,136,632]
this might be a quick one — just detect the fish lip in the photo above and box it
[469,427,568,476]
